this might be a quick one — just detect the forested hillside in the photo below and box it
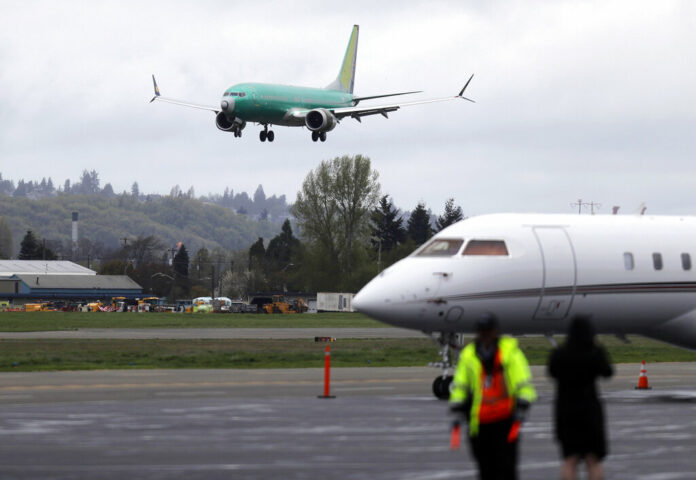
[0,194,280,259]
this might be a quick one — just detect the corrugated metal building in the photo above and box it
[0,274,142,302]
[0,260,96,276]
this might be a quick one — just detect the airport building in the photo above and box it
[0,261,142,303]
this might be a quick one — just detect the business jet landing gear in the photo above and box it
[429,332,464,400]
[259,125,274,142]
[311,131,327,142]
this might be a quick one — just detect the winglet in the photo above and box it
[150,75,161,102]
[457,74,475,103]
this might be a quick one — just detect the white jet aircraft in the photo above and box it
[353,213,696,399]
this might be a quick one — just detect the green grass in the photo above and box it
[0,335,694,372]
[0,311,383,331]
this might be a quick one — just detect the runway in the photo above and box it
[0,363,695,479]
[0,327,424,339]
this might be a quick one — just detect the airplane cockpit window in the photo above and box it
[653,253,663,270]
[224,92,245,97]
[623,252,634,270]
[463,240,509,256]
[682,253,691,270]
[416,238,464,257]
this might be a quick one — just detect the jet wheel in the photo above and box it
[267,130,275,142]
[432,375,453,400]
[260,130,267,142]
[319,132,327,142]
[311,131,319,142]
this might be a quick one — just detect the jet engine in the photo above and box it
[215,112,245,133]
[305,109,337,132]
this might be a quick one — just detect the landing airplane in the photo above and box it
[353,213,696,399]
[150,25,473,142]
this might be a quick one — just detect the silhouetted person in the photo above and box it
[548,316,613,480]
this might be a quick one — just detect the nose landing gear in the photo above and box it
[429,332,464,400]
[259,125,274,142]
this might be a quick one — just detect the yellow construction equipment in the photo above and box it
[261,295,308,314]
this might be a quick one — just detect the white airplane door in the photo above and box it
[533,227,576,320]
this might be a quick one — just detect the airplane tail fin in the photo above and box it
[326,25,359,93]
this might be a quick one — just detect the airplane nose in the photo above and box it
[221,98,235,112]
[353,285,382,317]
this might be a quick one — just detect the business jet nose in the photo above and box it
[353,281,385,318]
[221,98,235,112]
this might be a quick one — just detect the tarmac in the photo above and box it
[0,363,695,479]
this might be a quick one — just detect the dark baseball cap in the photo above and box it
[475,313,499,331]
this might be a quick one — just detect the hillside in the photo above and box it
[0,193,281,258]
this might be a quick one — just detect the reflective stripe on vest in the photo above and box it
[478,349,514,424]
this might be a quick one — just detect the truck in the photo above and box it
[316,292,355,312]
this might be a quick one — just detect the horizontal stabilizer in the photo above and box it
[149,75,219,112]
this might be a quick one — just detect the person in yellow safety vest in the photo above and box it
[449,313,537,480]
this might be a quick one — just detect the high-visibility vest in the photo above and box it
[450,336,537,436]
[478,349,514,424]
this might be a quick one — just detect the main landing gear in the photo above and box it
[311,131,327,142]
[429,332,464,400]
[259,125,275,142]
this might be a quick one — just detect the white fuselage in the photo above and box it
[353,213,696,349]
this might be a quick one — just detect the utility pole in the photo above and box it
[211,265,215,302]
[570,199,601,215]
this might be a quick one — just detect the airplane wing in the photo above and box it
[149,75,219,113]
[290,75,474,122]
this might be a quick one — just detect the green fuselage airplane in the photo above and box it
[151,25,473,143]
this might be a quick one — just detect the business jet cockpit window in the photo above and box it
[462,240,509,256]
[416,239,464,257]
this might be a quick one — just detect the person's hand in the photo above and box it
[449,403,469,422]
[514,399,531,423]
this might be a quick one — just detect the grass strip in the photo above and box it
[0,311,383,331]
[0,336,694,372]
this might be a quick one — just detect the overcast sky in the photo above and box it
[1,0,695,217]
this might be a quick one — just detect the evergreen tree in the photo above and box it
[173,244,189,278]
[19,231,43,259]
[0,217,12,259]
[131,182,140,197]
[13,180,26,197]
[63,178,71,193]
[248,237,266,268]
[102,183,115,197]
[435,198,464,232]
[0,174,15,196]
[370,195,406,252]
[407,202,432,246]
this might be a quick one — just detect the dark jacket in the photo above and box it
[548,319,613,459]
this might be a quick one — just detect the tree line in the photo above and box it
[1,156,465,297]
[0,171,290,221]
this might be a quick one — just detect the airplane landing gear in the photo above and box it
[260,125,274,142]
[311,131,327,142]
[429,332,463,400]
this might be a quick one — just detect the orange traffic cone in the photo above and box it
[635,360,652,390]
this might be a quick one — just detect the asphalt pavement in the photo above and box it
[0,363,695,479]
